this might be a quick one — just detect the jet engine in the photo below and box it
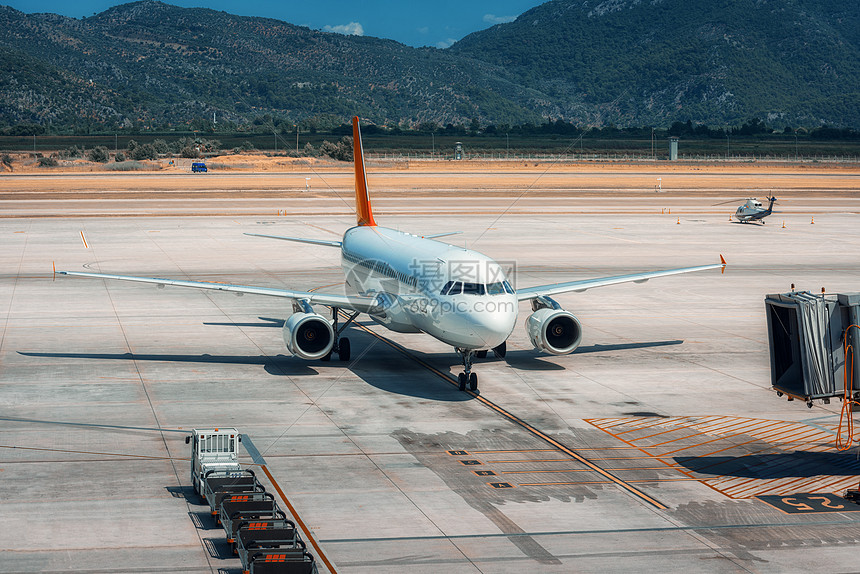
[283,312,334,360]
[526,308,582,355]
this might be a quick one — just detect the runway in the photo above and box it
[3,172,860,572]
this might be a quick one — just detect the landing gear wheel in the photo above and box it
[338,338,351,361]
[469,372,478,392]
[493,341,507,359]
[458,372,467,391]
[476,350,488,359]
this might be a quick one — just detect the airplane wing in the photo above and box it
[57,271,383,314]
[244,233,342,247]
[516,256,726,302]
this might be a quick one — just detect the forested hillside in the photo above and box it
[1,0,858,131]
[451,0,860,127]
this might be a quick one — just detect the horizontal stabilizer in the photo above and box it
[422,231,463,240]
[244,233,342,247]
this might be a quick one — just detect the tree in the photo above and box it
[319,136,353,161]
[87,146,110,163]
[130,143,158,160]
[180,146,201,159]
[152,139,169,155]
[318,140,337,159]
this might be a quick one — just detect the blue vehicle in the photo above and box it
[191,162,208,173]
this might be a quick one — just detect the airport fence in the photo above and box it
[365,152,860,164]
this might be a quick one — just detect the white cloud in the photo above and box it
[323,22,364,36]
[436,38,457,49]
[483,14,516,24]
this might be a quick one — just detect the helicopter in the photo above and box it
[714,196,778,224]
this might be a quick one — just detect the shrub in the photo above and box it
[104,160,160,171]
[59,145,82,159]
[38,156,58,167]
[114,151,126,162]
[302,142,317,157]
[1,154,12,171]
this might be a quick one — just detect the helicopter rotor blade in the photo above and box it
[711,198,748,206]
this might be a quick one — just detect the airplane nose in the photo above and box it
[465,300,517,349]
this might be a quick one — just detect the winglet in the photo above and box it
[352,116,377,227]
[720,254,727,274]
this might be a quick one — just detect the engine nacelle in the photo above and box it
[526,308,583,355]
[283,312,334,360]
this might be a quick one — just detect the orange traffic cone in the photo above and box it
[676,217,680,225]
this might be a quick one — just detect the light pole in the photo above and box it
[726,132,730,159]
[794,133,798,162]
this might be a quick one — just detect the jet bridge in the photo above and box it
[765,291,860,407]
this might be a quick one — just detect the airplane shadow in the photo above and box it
[17,351,318,376]
[202,317,285,328]
[574,340,684,353]
[499,350,566,371]
[675,450,860,479]
[498,341,681,371]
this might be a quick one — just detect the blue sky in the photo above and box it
[3,1,544,48]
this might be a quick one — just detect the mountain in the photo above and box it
[450,0,860,127]
[0,1,549,129]
[1,0,859,130]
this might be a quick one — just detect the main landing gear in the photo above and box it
[456,348,478,392]
[322,307,359,362]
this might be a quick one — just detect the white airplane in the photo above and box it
[59,117,726,392]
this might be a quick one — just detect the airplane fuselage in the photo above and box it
[340,226,518,350]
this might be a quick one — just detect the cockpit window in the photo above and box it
[462,282,486,295]
[503,280,514,294]
[440,281,462,295]
[486,282,506,295]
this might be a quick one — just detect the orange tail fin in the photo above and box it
[352,116,377,227]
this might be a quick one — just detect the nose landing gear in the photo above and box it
[456,348,478,392]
